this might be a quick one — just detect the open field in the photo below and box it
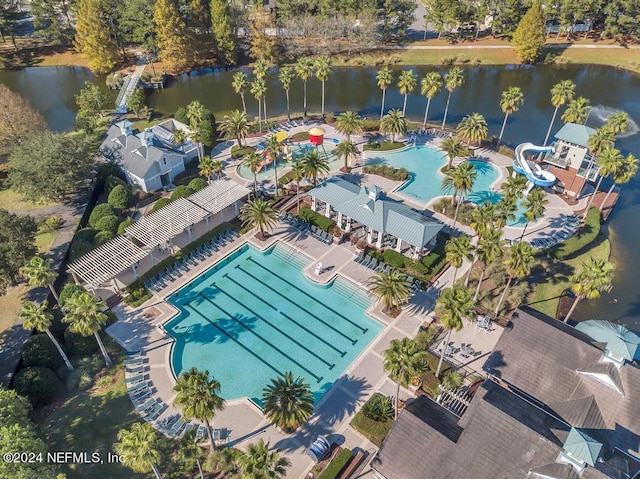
[0,187,58,212]
[0,284,27,334]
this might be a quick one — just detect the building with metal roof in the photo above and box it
[307,177,443,254]
[372,307,640,479]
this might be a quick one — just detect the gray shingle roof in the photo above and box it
[548,396,606,430]
[308,177,443,247]
[554,123,596,148]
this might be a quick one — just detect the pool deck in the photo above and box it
[107,219,498,478]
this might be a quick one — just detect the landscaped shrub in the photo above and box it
[174,107,188,124]
[107,184,131,209]
[425,352,449,374]
[69,228,97,260]
[43,216,64,230]
[21,334,64,370]
[93,230,115,246]
[230,145,256,158]
[361,394,394,422]
[362,164,409,180]
[415,325,439,349]
[297,206,335,232]
[123,283,152,307]
[64,329,98,356]
[289,131,310,142]
[318,449,352,479]
[278,169,297,186]
[188,177,207,192]
[350,393,395,446]
[552,208,601,260]
[420,371,441,397]
[361,119,380,131]
[117,218,134,235]
[105,174,128,194]
[171,185,194,200]
[324,112,336,123]
[88,204,115,228]
[13,367,59,407]
[151,197,172,213]
[382,249,408,268]
[94,214,120,233]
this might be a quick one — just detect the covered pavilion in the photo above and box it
[308,177,443,256]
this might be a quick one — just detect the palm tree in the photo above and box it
[577,126,616,199]
[494,242,534,316]
[254,59,269,121]
[605,111,629,136]
[190,128,204,161]
[218,110,249,148]
[173,367,226,451]
[238,439,290,479]
[469,201,497,239]
[314,54,332,117]
[265,135,282,192]
[239,198,278,240]
[384,337,427,418]
[380,109,408,143]
[445,235,473,284]
[561,96,591,125]
[502,174,528,200]
[199,157,215,185]
[21,256,60,307]
[242,151,263,196]
[420,71,443,129]
[335,111,363,143]
[498,86,524,145]
[367,270,412,314]
[397,69,417,115]
[19,300,73,371]
[434,286,474,377]
[564,258,615,322]
[584,146,624,215]
[173,128,187,153]
[262,371,314,432]
[177,429,205,479]
[601,153,638,212]
[300,149,330,186]
[457,113,488,146]
[251,78,266,133]
[472,229,504,301]
[441,66,465,129]
[290,161,306,212]
[544,80,576,146]
[187,100,205,130]
[232,71,248,115]
[295,57,315,117]
[278,66,294,121]
[520,187,547,241]
[440,136,468,169]
[114,423,164,479]
[211,159,224,179]
[495,194,518,229]
[441,162,477,228]
[335,140,358,170]
[62,291,111,367]
[376,66,394,122]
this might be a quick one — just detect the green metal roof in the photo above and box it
[309,177,443,248]
[563,427,602,466]
[554,123,596,148]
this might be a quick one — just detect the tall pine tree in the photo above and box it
[210,0,236,66]
[511,0,546,63]
[154,0,194,72]
[190,0,213,64]
[74,0,119,74]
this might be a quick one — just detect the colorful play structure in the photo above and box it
[513,142,557,189]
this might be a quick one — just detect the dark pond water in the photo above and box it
[1,64,639,331]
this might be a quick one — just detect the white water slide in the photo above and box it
[513,142,557,187]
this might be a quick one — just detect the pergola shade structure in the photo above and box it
[188,178,250,216]
[125,197,210,248]
[67,235,147,290]
[308,177,443,253]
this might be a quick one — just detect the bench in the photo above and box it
[337,450,365,479]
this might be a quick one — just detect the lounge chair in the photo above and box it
[368,259,379,270]
[354,252,364,264]
[360,255,372,268]
[124,357,145,367]
[126,364,148,374]
[135,398,156,414]
[375,261,386,272]
[383,264,391,274]
[169,418,187,437]
[125,374,145,384]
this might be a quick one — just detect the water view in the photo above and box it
[1,64,639,331]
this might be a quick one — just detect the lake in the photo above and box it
[1,64,639,331]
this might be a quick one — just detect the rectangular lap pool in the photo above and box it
[164,242,383,405]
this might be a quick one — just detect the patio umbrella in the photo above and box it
[575,320,640,362]
[274,131,288,143]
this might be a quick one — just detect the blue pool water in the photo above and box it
[164,242,382,405]
[368,145,527,227]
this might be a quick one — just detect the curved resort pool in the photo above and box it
[368,145,528,227]
[164,242,382,405]
[236,141,340,182]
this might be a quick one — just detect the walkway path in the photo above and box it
[382,43,640,50]
[115,55,146,114]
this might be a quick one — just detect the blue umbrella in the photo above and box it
[576,320,640,362]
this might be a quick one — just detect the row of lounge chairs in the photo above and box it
[354,252,422,292]
[530,215,581,249]
[280,211,332,244]
[268,118,308,134]
[409,128,452,138]
[144,228,240,293]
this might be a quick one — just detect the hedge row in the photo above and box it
[298,206,335,232]
[362,164,409,181]
[318,449,353,479]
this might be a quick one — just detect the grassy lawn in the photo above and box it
[35,230,57,254]
[0,284,27,334]
[43,362,177,479]
[0,188,58,211]
[550,209,601,260]
[528,235,610,318]
[363,141,405,151]
[350,410,394,447]
[231,145,256,158]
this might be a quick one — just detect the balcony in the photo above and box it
[541,152,570,169]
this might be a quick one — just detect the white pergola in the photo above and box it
[125,197,210,248]
[67,235,147,290]
[188,178,250,216]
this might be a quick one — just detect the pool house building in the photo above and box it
[308,177,444,256]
